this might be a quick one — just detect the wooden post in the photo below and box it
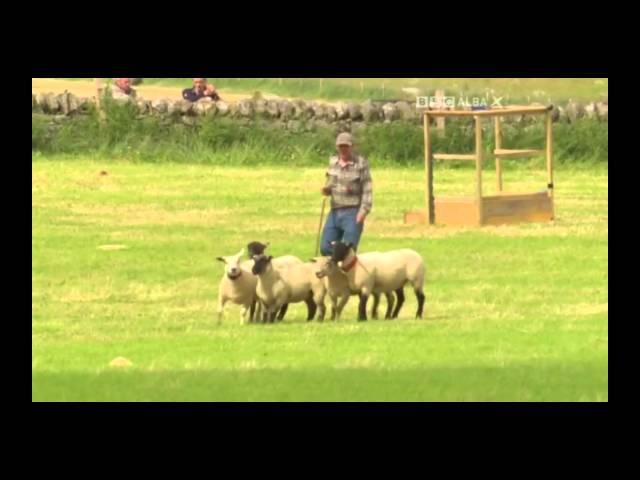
[382,81,386,97]
[475,115,484,225]
[494,116,503,192]
[424,113,434,225]
[360,81,364,93]
[95,78,104,109]
[320,78,323,92]
[435,89,446,136]
[95,78,106,124]
[278,78,283,86]
[546,110,554,218]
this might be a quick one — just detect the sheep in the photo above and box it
[246,241,313,321]
[251,255,327,323]
[311,256,392,321]
[215,248,260,324]
[329,241,426,321]
[247,241,270,257]
[247,241,302,269]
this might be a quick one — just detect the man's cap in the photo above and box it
[336,132,353,146]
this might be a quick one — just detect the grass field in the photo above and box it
[49,78,608,103]
[31,157,608,401]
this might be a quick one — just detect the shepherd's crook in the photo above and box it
[315,197,328,257]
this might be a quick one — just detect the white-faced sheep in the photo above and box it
[311,256,392,321]
[252,255,327,323]
[329,241,426,321]
[216,248,260,324]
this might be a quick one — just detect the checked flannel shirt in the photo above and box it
[324,153,373,218]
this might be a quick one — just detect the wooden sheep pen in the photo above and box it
[404,105,555,226]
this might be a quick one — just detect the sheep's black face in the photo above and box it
[247,241,268,258]
[331,241,352,262]
[251,255,272,275]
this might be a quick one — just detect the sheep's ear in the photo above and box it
[309,258,317,263]
[216,257,226,263]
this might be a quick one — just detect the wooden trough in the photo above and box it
[404,105,555,226]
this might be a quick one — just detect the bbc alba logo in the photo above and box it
[416,96,505,109]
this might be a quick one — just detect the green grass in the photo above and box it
[32,158,608,401]
[55,78,608,103]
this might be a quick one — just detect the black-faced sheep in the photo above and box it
[251,255,326,323]
[329,241,426,321]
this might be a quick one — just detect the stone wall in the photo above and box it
[32,92,608,126]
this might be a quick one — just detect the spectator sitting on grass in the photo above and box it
[182,78,221,102]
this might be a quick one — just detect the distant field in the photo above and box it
[43,78,608,103]
[32,78,269,103]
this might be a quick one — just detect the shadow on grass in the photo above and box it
[33,362,607,402]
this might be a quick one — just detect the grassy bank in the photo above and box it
[32,105,608,167]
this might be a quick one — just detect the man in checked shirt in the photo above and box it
[319,132,373,256]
